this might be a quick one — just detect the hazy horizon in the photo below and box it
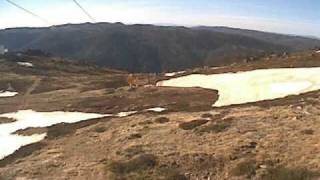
[1,0,319,37]
[2,21,320,39]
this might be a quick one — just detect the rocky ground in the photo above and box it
[0,51,320,180]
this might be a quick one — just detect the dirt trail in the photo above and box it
[19,78,42,110]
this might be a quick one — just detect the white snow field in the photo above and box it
[0,91,18,97]
[157,67,320,107]
[0,110,109,159]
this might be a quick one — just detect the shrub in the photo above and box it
[138,120,153,125]
[201,113,213,119]
[262,166,319,180]
[47,124,73,139]
[231,160,257,178]
[155,117,170,124]
[94,126,106,133]
[108,154,157,174]
[301,129,314,135]
[179,119,209,130]
[196,121,231,134]
[128,133,142,140]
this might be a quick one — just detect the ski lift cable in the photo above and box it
[72,0,96,23]
[5,0,52,26]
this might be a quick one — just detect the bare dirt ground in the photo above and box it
[0,52,320,180]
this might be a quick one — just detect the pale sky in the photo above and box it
[0,0,319,37]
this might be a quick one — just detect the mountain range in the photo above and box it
[1,22,320,72]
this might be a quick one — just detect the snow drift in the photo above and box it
[17,62,33,67]
[0,110,108,159]
[0,107,166,159]
[0,91,18,97]
[157,67,320,107]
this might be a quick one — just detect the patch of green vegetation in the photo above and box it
[231,160,257,178]
[154,117,170,124]
[179,119,209,130]
[262,166,320,180]
[108,154,157,175]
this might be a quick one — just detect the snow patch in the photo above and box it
[0,110,109,159]
[316,50,320,53]
[0,107,172,159]
[116,111,137,117]
[157,67,320,107]
[17,62,33,67]
[0,91,18,97]
[165,71,186,77]
[0,134,46,160]
[146,107,166,112]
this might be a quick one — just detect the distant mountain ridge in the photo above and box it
[1,22,320,72]
[193,26,320,51]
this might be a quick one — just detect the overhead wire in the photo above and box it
[72,0,96,23]
[5,0,52,26]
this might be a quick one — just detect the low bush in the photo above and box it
[301,129,314,135]
[47,123,73,139]
[128,133,142,140]
[157,167,188,180]
[155,117,170,124]
[196,121,231,134]
[262,166,319,180]
[231,160,257,178]
[94,126,107,133]
[108,154,157,175]
[201,113,213,119]
[179,119,209,130]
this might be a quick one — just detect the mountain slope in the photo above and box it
[194,26,320,51]
[1,23,320,72]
